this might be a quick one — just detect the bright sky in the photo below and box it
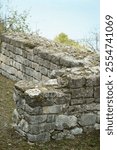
[2,0,99,40]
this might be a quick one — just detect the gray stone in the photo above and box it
[24,104,43,115]
[15,80,36,92]
[71,87,93,98]
[55,115,77,130]
[86,76,100,86]
[28,123,55,134]
[68,75,85,88]
[43,105,66,114]
[40,66,48,76]
[79,113,97,126]
[32,70,41,81]
[71,98,85,105]
[51,132,65,140]
[85,98,95,104]
[24,113,47,124]
[18,119,29,132]
[70,127,83,135]
[85,103,100,111]
[47,115,56,123]
[68,105,85,114]
[50,69,65,78]
[44,79,58,86]
[27,132,50,142]
[25,88,41,98]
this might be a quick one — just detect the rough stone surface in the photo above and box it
[79,113,97,126]
[70,127,83,135]
[55,115,77,130]
[0,33,100,142]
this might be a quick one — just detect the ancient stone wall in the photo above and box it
[0,33,100,142]
[12,68,100,142]
[0,33,84,82]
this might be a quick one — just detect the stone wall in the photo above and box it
[0,33,85,82]
[0,33,100,142]
[12,67,100,142]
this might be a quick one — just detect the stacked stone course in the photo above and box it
[0,33,100,142]
[12,68,100,142]
[0,34,84,82]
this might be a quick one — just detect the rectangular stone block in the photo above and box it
[43,105,66,114]
[84,103,100,111]
[25,123,55,135]
[15,47,23,55]
[86,76,100,86]
[27,132,50,142]
[68,76,86,88]
[71,87,93,98]
[68,105,85,114]
[24,113,47,124]
[15,55,23,63]
[71,98,85,105]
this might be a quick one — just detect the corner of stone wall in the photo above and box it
[12,67,100,142]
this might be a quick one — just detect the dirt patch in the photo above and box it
[0,74,100,150]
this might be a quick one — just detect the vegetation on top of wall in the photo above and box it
[54,32,80,48]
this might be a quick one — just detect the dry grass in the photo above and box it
[0,74,100,150]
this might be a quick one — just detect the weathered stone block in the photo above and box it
[25,88,41,98]
[43,105,66,114]
[41,75,49,81]
[15,55,23,63]
[55,115,77,130]
[47,115,56,123]
[15,47,23,55]
[68,105,85,114]
[24,113,47,124]
[24,104,43,115]
[70,127,83,135]
[68,75,85,88]
[86,76,100,86]
[27,132,50,142]
[79,113,97,126]
[85,98,95,104]
[18,119,29,132]
[71,98,85,105]
[26,123,55,134]
[40,66,48,76]
[15,80,36,92]
[85,103,100,111]
[71,87,93,98]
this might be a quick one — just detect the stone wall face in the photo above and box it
[0,34,84,82]
[0,33,100,142]
[12,73,100,142]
